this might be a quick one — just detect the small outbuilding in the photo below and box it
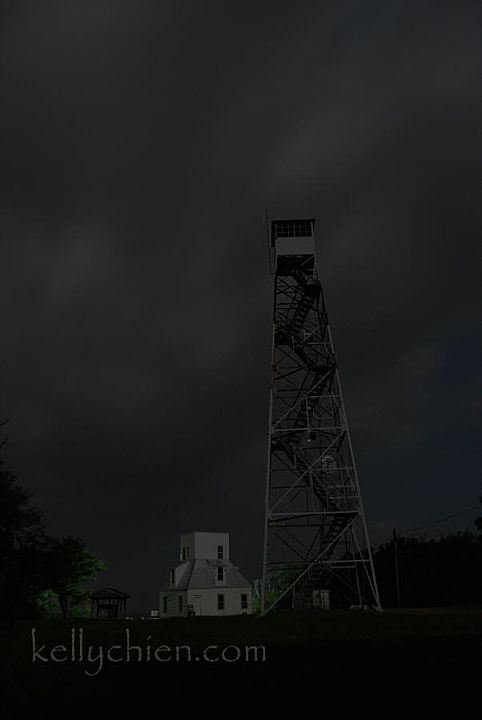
[90,588,130,619]
[159,532,252,617]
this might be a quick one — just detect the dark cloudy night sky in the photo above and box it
[1,1,480,614]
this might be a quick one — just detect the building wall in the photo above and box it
[180,532,230,560]
[159,590,188,618]
[187,587,252,617]
[159,587,252,618]
[179,535,195,562]
[275,236,315,256]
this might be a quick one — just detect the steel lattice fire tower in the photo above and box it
[261,218,381,615]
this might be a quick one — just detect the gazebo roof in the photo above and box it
[90,587,130,599]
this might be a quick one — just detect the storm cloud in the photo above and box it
[1,0,480,613]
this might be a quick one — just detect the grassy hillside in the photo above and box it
[1,607,480,716]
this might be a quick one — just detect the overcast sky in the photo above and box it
[1,0,480,614]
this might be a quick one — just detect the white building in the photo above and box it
[159,532,253,617]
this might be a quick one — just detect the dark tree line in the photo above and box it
[373,521,482,608]
[0,425,105,626]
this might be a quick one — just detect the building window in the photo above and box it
[217,545,224,559]
[163,597,167,613]
[170,570,175,586]
[182,547,187,561]
[241,594,248,610]
[217,567,224,582]
[273,219,312,238]
[217,594,225,611]
[179,596,183,613]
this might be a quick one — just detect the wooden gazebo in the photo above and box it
[90,588,130,619]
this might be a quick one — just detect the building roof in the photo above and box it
[90,587,130,599]
[160,559,251,591]
[181,531,229,537]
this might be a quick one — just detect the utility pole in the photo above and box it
[393,528,401,607]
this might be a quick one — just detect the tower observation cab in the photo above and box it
[262,217,381,614]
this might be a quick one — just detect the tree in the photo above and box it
[0,431,47,625]
[0,421,106,622]
[475,496,482,533]
[41,536,106,619]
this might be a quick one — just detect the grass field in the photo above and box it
[1,607,480,717]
